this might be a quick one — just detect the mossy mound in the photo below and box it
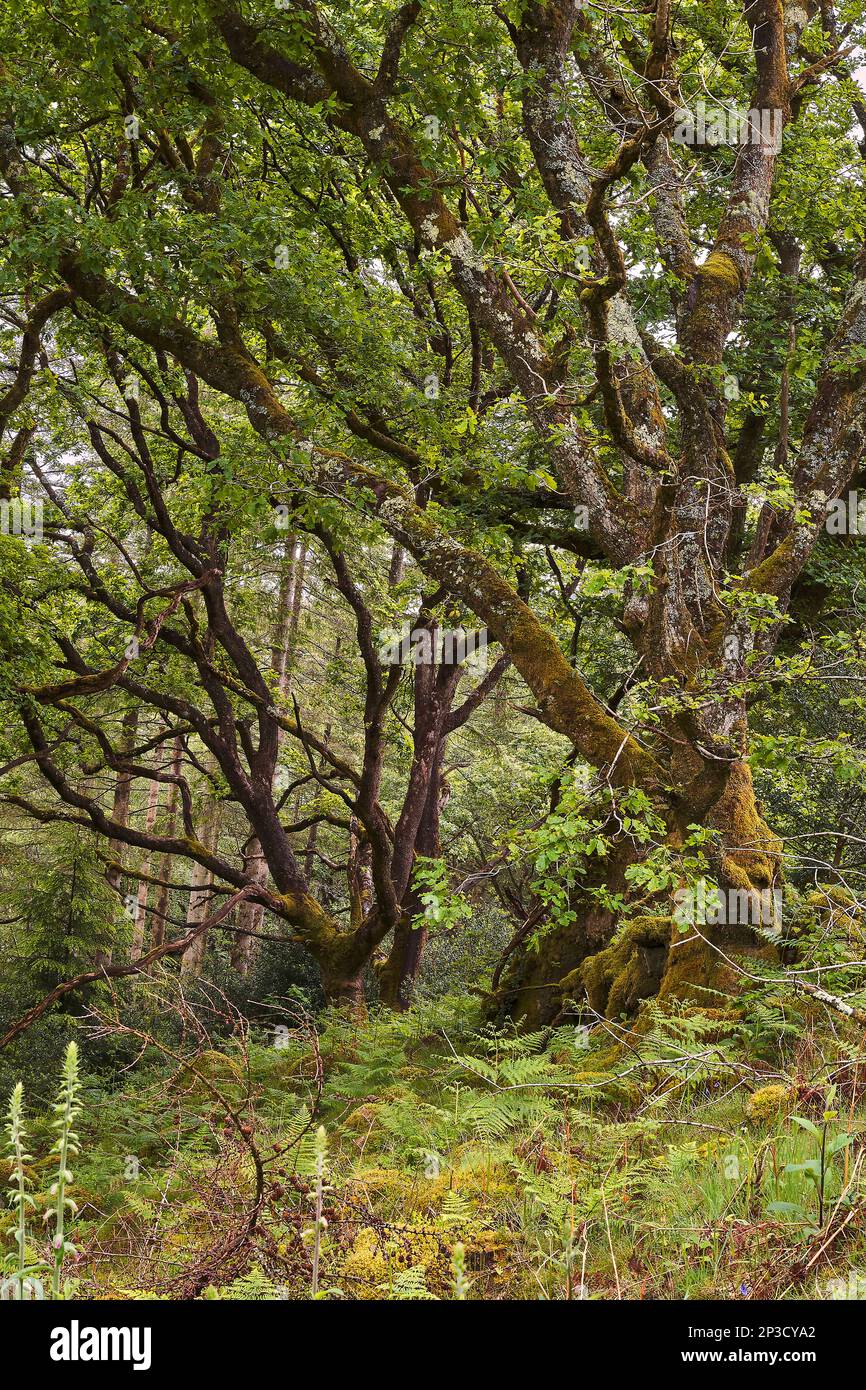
[351,1161,513,1215]
[343,1103,380,1132]
[578,916,672,1016]
[746,1084,791,1124]
[559,910,750,1022]
[804,885,862,939]
[342,1223,451,1299]
[658,927,719,1004]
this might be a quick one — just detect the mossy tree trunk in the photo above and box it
[499,751,783,1029]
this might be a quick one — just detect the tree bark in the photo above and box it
[498,757,782,1029]
[131,772,161,960]
[150,737,183,956]
[230,835,267,974]
[103,705,138,965]
[180,763,220,977]
[378,744,450,1008]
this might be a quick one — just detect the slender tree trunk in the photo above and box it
[103,706,139,966]
[230,835,267,973]
[180,765,220,977]
[379,640,461,1007]
[271,534,297,691]
[303,733,330,882]
[231,538,305,977]
[150,737,183,956]
[272,537,306,687]
[131,772,161,960]
[286,541,306,672]
[347,815,373,930]
[106,707,138,894]
[303,634,336,883]
[378,748,450,1008]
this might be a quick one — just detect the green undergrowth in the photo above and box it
[4,984,866,1301]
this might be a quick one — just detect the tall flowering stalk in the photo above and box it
[310,1125,328,1299]
[5,1083,34,1298]
[47,1043,82,1299]
[451,1242,472,1301]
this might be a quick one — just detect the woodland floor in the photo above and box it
[6,982,866,1302]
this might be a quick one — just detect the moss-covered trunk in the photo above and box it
[499,759,782,1029]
